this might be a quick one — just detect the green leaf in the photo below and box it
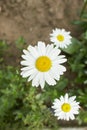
[15,36,26,49]
[72,20,84,25]
[62,37,81,54]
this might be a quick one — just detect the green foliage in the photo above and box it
[72,0,87,30]
[68,36,87,85]
[62,0,87,87]
[62,32,87,124]
[15,36,26,50]
[0,40,8,54]
[62,37,81,55]
[61,1,87,125]
[69,87,87,125]
[42,76,68,103]
[78,88,87,108]
[0,65,60,129]
[0,38,63,129]
[77,111,87,125]
[0,40,8,63]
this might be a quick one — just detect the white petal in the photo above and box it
[55,111,63,117]
[21,66,31,71]
[60,96,64,103]
[44,72,56,86]
[28,45,39,58]
[20,61,30,66]
[21,68,36,77]
[23,49,29,55]
[48,69,60,81]
[39,73,45,89]
[57,65,66,73]
[64,93,69,102]
[70,113,75,120]
[51,65,66,76]
[28,71,38,82]
[46,44,54,56]
[32,72,40,87]
[37,41,46,55]
[48,48,61,59]
[69,96,76,103]
[66,113,70,121]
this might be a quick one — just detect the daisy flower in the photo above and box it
[20,41,67,89]
[50,28,72,48]
[52,93,80,121]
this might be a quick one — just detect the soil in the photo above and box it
[0,0,83,43]
[0,0,83,66]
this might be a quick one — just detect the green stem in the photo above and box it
[80,0,87,18]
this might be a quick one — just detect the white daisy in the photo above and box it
[20,41,67,89]
[52,93,80,121]
[50,28,72,48]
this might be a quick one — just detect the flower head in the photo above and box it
[52,93,80,121]
[50,28,72,48]
[20,41,67,89]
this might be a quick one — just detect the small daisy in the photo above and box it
[52,93,80,121]
[20,41,67,89]
[50,28,72,48]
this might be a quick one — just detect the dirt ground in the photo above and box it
[0,0,83,43]
[0,0,83,65]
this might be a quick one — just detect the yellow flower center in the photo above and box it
[57,34,64,42]
[61,103,71,112]
[35,56,52,72]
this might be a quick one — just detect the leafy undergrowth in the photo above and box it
[0,32,87,129]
